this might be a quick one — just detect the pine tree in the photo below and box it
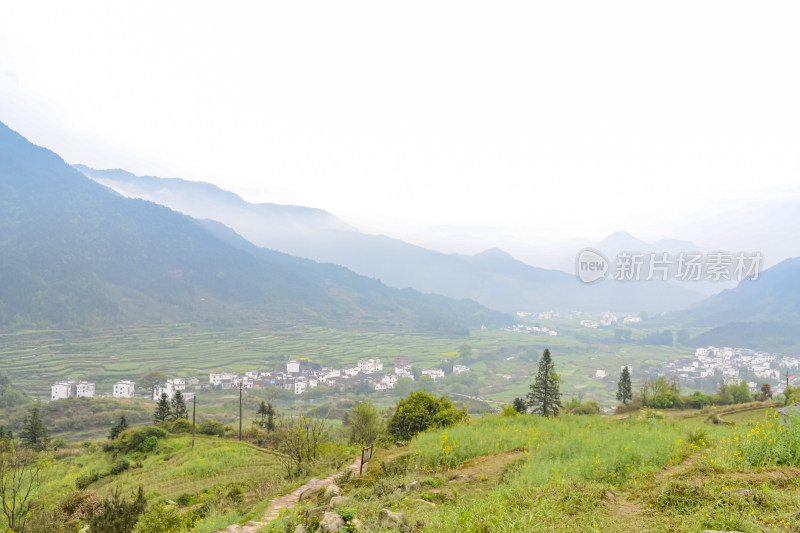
[109,414,129,440]
[19,407,48,450]
[526,348,562,417]
[153,393,171,424]
[617,366,633,405]
[171,390,188,420]
[266,402,275,431]
[512,397,528,413]
[256,401,276,431]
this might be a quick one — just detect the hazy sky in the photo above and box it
[1,1,799,244]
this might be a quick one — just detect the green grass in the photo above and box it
[293,411,800,533]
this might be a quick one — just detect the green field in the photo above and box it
[0,322,699,407]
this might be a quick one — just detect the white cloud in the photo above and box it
[1,1,798,242]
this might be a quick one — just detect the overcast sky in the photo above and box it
[1,1,799,247]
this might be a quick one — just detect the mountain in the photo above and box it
[75,167,704,313]
[678,257,800,326]
[0,121,507,334]
[670,257,800,351]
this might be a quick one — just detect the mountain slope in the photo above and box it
[677,257,800,326]
[0,121,507,334]
[76,166,703,313]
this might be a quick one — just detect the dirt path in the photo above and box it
[213,455,363,533]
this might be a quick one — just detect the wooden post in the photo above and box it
[238,382,243,441]
[191,394,196,449]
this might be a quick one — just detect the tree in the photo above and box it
[153,393,171,424]
[276,409,331,481]
[411,366,422,381]
[387,391,468,441]
[760,383,773,399]
[458,343,474,364]
[171,391,188,421]
[89,486,147,533]
[526,348,562,417]
[19,407,48,450]
[440,359,454,375]
[137,370,166,397]
[616,366,633,405]
[109,414,129,440]
[257,401,276,431]
[512,397,528,413]
[0,426,11,442]
[349,402,380,445]
[0,445,47,533]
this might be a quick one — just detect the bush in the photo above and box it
[114,426,168,453]
[138,436,158,453]
[501,404,519,417]
[134,501,183,533]
[387,392,468,441]
[110,459,130,475]
[198,419,225,436]
[170,418,193,433]
[76,472,100,490]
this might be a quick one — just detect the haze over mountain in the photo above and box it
[76,166,705,314]
[0,121,507,334]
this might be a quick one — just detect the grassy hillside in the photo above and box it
[4,429,294,533]
[269,410,800,533]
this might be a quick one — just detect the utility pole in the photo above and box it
[238,382,243,441]
[191,394,196,449]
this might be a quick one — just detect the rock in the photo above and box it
[605,490,617,503]
[245,522,264,528]
[350,518,366,531]
[299,486,321,502]
[323,484,342,499]
[400,525,410,533]
[448,474,475,483]
[416,498,436,507]
[294,525,307,533]
[320,511,346,533]
[329,495,350,508]
[404,481,419,492]
[224,526,243,533]
[379,508,406,526]
[427,488,454,501]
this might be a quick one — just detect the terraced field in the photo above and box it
[0,323,697,404]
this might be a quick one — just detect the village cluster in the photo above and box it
[50,356,471,401]
[580,313,641,328]
[663,346,800,395]
[503,324,558,336]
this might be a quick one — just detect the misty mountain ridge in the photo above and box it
[76,166,706,314]
[0,120,507,334]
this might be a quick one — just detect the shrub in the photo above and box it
[114,426,168,453]
[134,501,183,533]
[110,459,131,475]
[138,436,158,453]
[170,418,193,433]
[76,472,100,490]
[501,404,519,417]
[387,391,468,441]
[198,419,225,436]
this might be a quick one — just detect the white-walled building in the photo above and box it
[51,382,72,401]
[153,377,186,401]
[51,379,95,400]
[357,359,383,374]
[113,380,135,398]
[75,381,95,397]
[287,360,300,374]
